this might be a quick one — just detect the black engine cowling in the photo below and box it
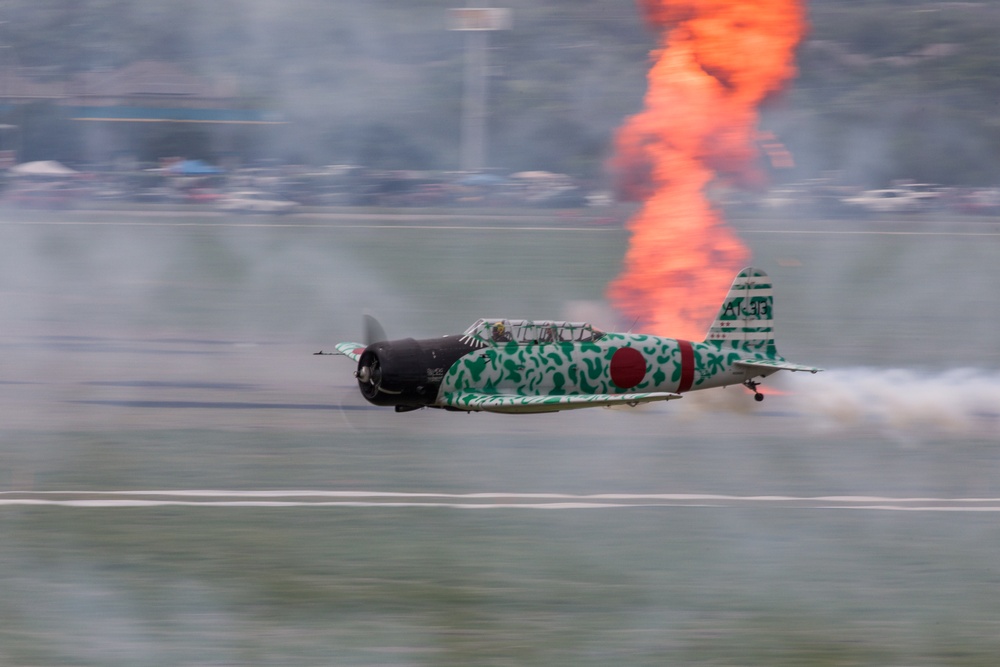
[355,335,476,409]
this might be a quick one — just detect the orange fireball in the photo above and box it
[609,0,806,340]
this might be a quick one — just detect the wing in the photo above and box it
[440,391,682,414]
[333,342,367,362]
[736,359,823,374]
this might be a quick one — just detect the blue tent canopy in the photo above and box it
[457,173,505,186]
[168,159,223,175]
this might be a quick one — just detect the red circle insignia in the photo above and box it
[610,347,646,389]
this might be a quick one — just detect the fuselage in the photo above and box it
[354,329,777,411]
[438,333,756,403]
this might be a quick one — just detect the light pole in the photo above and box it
[449,5,510,172]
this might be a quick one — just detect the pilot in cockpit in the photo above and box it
[491,322,513,342]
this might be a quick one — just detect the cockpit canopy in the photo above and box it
[460,319,605,346]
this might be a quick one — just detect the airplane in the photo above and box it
[328,267,822,413]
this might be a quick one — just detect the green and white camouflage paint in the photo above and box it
[335,268,821,413]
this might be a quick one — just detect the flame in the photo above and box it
[608,0,805,340]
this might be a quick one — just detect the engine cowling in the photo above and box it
[355,336,475,409]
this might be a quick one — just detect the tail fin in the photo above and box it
[704,267,776,353]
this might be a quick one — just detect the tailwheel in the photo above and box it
[744,379,765,402]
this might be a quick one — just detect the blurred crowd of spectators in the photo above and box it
[2,159,999,217]
[0,160,603,210]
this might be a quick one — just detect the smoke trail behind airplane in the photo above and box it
[685,367,1000,438]
[789,368,1000,436]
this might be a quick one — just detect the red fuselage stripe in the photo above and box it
[677,339,695,393]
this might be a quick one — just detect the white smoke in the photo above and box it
[784,367,1000,437]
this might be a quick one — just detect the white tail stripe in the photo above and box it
[728,286,773,296]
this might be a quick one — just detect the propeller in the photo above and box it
[325,314,389,430]
[356,314,388,400]
[363,314,388,346]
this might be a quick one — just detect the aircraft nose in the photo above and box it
[357,365,371,383]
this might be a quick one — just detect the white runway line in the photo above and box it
[5,490,1000,501]
[0,500,650,509]
[2,491,1000,511]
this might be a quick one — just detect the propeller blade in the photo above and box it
[363,314,388,345]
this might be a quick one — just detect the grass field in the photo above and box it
[1,210,999,665]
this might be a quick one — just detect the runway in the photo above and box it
[2,208,999,664]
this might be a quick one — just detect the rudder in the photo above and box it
[704,267,775,353]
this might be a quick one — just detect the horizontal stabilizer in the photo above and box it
[735,359,823,374]
[441,391,682,414]
[333,342,367,362]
